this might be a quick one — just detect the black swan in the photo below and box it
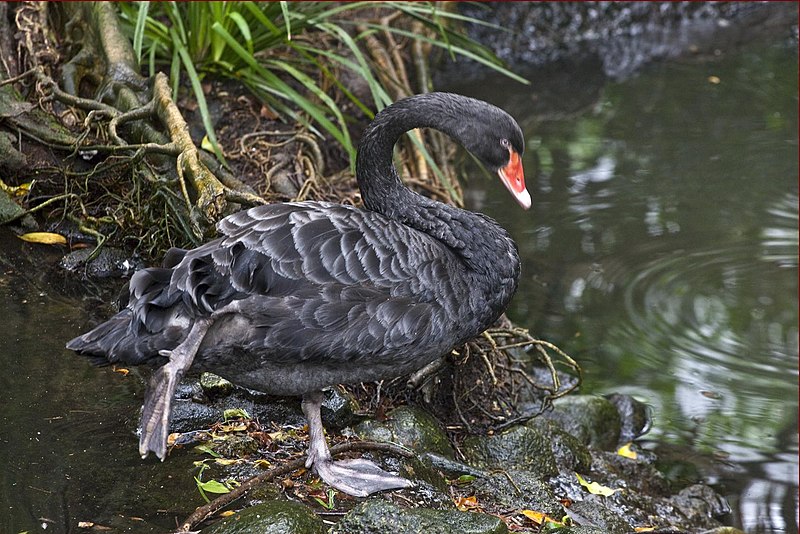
[67,92,530,496]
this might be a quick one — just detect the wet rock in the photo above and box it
[591,450,671,496]
[0,187,25,225]
[356,405,454,458]
[59,246,143,278]
[320,386,359,431]
[461,424,558,478]
[204,500,324,534]
[329,498,508,534]
[472,469,563,518]
[527,418,592,472]
[209,434,259,458]
[541,395,622,450]
[557,528,611,534]
[200,372,234,397]
[671,484,731,524]
[605,393,652,443]
[566,495,632,533]
[397,455,453,509]
[170,398,221,434]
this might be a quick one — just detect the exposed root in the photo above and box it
[348,320,581,438]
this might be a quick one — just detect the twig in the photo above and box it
[176,441,413,532]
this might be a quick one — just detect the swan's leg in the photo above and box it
[301,390,414,497]
[139,318,211,460]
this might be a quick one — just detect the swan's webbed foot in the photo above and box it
[313,457,414,497]
[302,390,413,497]
[139,318,211,460]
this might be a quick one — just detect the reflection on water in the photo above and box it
[449,39,798,533]
[0,233,199,532]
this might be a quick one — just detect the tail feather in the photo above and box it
[66,310,136,366]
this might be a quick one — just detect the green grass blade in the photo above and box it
[211,22,355,164]
[132,1,150,62]
[279,1,291,40]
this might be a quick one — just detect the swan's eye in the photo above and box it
[500,138,511,149]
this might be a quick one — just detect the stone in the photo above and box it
[472,469,563,518]
[204,500,324,534]
[320,386,359,430]
[541,395,622,450]
[200,372,234,397]
[605,393,652,443]
[329,498,508,534]
[461,424,558,478]
[356,405,455,458]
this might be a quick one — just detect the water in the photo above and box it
[0,235,198,532]
[0,35,795,534]
[446,39,798,533]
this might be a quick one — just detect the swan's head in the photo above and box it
[464,103,530,210]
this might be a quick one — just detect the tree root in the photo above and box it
[176,441,413,533]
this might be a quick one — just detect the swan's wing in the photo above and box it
[138,202,464,360]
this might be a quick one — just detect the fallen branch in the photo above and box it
[176,441,413,533]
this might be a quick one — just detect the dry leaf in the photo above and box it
[219,510,236,517]
[635,527,657,532]
[708,75,721,84]
[617,442,637,459]
[112,366,130,376]
[521,509,564,526]
[576,473,620,496]
[18,232,67,245]
[455,495,480,511]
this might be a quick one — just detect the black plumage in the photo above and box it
[67,92,530,496]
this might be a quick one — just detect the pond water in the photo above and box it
[445,37,798,533]
[0,32,796,534]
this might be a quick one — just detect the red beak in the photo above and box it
[498,148,531,209]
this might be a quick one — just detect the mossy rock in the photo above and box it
[541,395,622,450]
[566,498,632,533]
[204,500,324,534]
[461,425,558,478]
[201,372,234,397]
[527,418,592,472]
[356,405,454,458]
[329,498,507,534]
[0,188,25,225]
[472,469,563,518]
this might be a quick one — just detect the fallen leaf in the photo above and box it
[195,478,231,494]
[521,509,564,526]
[575,473,620,496]
[635,527,657,532]
[223,408,251,420]
[218,510,236,518]
[0,180,33,197]
[112,366,129,376]
[708,75,721,84]
[77,522,94,529]
[451,474,476,485]
[617,442,637,459]
[455,495,480,511]
[18,232,67,245]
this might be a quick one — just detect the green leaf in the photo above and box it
[195,477,231,494]
[223,408,251,421]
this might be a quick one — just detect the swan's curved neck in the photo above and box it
[356,94,469,218]
[356,94,520,297]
